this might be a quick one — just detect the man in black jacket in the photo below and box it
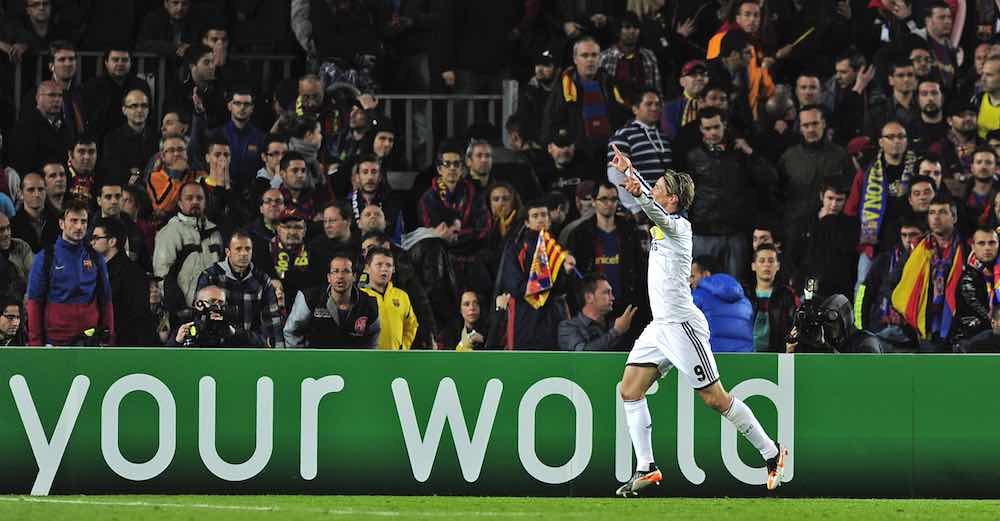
[743,244,798,352]
[784,182,859,299]
[80,48,151,141]
[953,226,1000,344]
[136,0,200,59]
[284,252,380,348]
[91,217,153,346]
[102,89,159,187]
[9,81,74,175]
[11,173,60,253]
[686,107,777,280]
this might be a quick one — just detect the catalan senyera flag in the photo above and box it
[524,230,567,309]
[891,238,964,340]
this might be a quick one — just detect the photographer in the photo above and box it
[169,285,265,347]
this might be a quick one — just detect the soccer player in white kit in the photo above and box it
[609,145,787,497]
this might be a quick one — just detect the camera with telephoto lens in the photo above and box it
[182,301,237,347]
[787,277,855,352]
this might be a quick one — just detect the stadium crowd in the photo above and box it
[0,0,1000,353]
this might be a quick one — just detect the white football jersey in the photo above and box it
[636,192,702,324]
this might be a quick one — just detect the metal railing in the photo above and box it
[11,52,517,169]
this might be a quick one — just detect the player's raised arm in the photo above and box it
[611,145,673,230]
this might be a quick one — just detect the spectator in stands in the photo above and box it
[207,89,265,195]
[493,199,577,349]
[26,199,114,346]
[942,99,982,177]
[662,60,707,139]
[103,89,159,187]
[564,181,644,325]
[198,137,248,234]
[559,270,636,351]
[278,151,326,223]
[687,107,777,280]
[542,37,630,170]
[953,225,1000,344]
[911,79,948,154]
[776,105,851,238]
[42,159,67,212]
[857,216,925,335]
[607,88,671,214]
[360,247,417,349]
[690,254,753,353]
[845,121,919,285]
[545,191,570,239]
[670,81,730,171]
[400,207,463,337]
[147,135,203,220]
[784,181,859,299]
[793,73,826,112]
[0,297,25,346]
[91,217,152,346]
[65,135,99,204]
[417,144,487,250]
[252,134,289,201]
[286,115,326,192]
[152,182,224,316]
[346,156,403,238]
[1,0,71,53]
[357,204,387,236]
[254,213,319,312]
[328,96,378,178]
[517,50,557,142]
[0,212,34,299]
[168,44,227,129]
[865,58,919,136]
[975,57,1000,139]
[309,201,356,278]
[248,188,284,247]
[9,80,74,175]
[359,231,437,348]
[369,118,400,173]
[122,185,157,257]
[12,172,59,253]
[891,195,965,352]
[829,50,868,145]
[440,290,486,351]
[197,230,284,348]
[538,128,592,204]
[137,0,199,59]
[921,2,958,87]
[94,182,150,271]
[706,1,775,122]
[599,12,662,94]
[81,48,150,140]
[959,306,1000,353]
[961,147,999,237]
[284,252,380,349]
[466,138,542,208]
[744,244,798,353]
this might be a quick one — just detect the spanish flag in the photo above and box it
[891,238,964,339]
[524,230,567,309]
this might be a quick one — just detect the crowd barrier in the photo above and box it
[2,349,997,498]
[11,53,516,169]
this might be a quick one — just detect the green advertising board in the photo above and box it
[1,349,998,498]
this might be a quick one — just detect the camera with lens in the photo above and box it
[182,301,238,347]
[787,277,855,352]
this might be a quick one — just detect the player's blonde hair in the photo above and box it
[661,169,695,211]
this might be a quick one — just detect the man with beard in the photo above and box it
[346,156,403,239]
[960,148,1000,237]
[942,99,984,177]
[277,151,327,222]
[254,213,319,313]
[607,89,672,215]
[846,121,920,285]
[599,13,662,94]
[892,195,966,352]
[922,2,958,89]
[153,182,224,316]
[91,217,152,346]
[65,136,100,204]
[911,79,948,154]
[517,50,557,141]
[26,199,114,346]
[80,48,150,140]
[11,173,59,253]
[776,105,851,238]
[953,225,1000,344]
[102,90,159,187]
[284,253,380,349]
[663,60,707,140]
[147,135,203,220]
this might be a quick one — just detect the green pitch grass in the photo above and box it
[2,495,998,521]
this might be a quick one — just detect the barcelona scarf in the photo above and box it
[523,230,567,309]
[891,237,964,339]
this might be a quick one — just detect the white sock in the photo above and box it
[623,398,655,472]
[723,397,779,460]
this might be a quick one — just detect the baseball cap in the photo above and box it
[681,60,707,77]
[575,180,596,199]
[534,49,556,66]
[550,128,574,147]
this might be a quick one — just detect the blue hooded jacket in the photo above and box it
[692,273,753,352]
